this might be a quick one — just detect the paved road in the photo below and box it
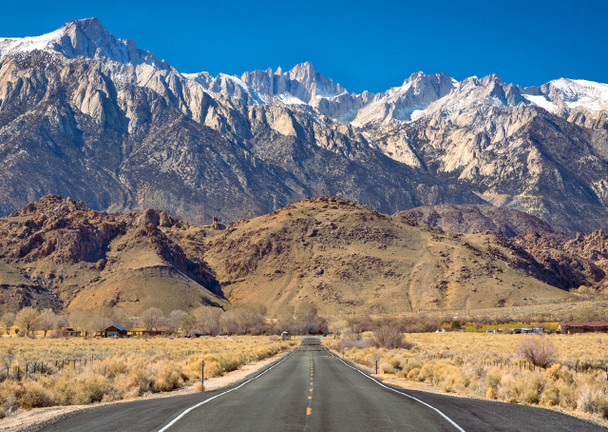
[41,338,606,432]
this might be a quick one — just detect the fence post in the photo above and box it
[201,360,205,386]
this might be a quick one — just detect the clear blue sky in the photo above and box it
[1,0,606,93]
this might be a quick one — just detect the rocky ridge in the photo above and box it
[5,195,608,316]
[404,204,608,294]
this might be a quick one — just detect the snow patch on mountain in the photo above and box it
[0,27,65,58]
[521,94,558,114]
[0,18,167,70]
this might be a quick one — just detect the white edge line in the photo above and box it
[156,349,298,432]
[328,348,466,432]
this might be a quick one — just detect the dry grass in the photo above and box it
[0,336,294,419]
[327,332,608,423]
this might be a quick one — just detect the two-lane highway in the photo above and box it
[41,338,606,431]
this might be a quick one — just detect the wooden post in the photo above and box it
[201,360,205,385]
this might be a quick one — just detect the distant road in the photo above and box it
[41,338,606,431]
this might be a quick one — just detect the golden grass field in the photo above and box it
[0,336,295,419]
[326,332,608,424]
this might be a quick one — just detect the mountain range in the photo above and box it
[1,18,608,236]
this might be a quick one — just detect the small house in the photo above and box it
[100,324,129,338]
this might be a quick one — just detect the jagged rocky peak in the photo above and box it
[240,61,346,104]
[521,78,608,116]
[10,195,88,217]
[352,71,457,126]
[401,71,455,92]
[412,73,529,120]
[184,71,264,105]
[136,208,179,228]
[286,61,346,97]
[0,17,168,69]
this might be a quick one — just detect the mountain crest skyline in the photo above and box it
[0,18,607,237]
[1,18,606,97]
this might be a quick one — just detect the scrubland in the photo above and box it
[328,332,608,424]
[0,336,294,419]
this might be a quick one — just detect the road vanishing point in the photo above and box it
[41,338,606,432]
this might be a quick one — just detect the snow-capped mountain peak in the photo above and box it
[351,71,457,126]
[410,74,529,120]
[239,62,348,104]
[0,18,168,69]
[522,78,608,114]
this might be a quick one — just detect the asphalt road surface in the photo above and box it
[40,338,606,432]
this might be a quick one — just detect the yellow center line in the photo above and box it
[306,407,312,416]
[308,396,312,400]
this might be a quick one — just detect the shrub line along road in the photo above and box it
[41,338,606,432]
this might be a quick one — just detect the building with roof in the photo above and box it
[559,322,608,334]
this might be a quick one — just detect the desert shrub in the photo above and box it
[3,380,54,409]
[217,356,240,375]
[121,367,153,396]
[93,356,130,379]
[371,326,414,349]
[578,384,608,418]
[380,361,394,374]
[517,336,558,368]
[152,366,182,392]
[442,368,471,393]
[73,374,111,404]
[417,361,440,384]
[401,315,444,333]
[485,368,502,396]
[407,367,421,379]
[542,384,561,406]
[337,338,369,350]
[521,375,544,404]
[400,360,422,377]
[545,363,561,381]
[496,373,520,403]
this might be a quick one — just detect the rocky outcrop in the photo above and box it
[0,196,225,313]
[400,204,569,240]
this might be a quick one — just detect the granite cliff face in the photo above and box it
[0,19,608,235]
